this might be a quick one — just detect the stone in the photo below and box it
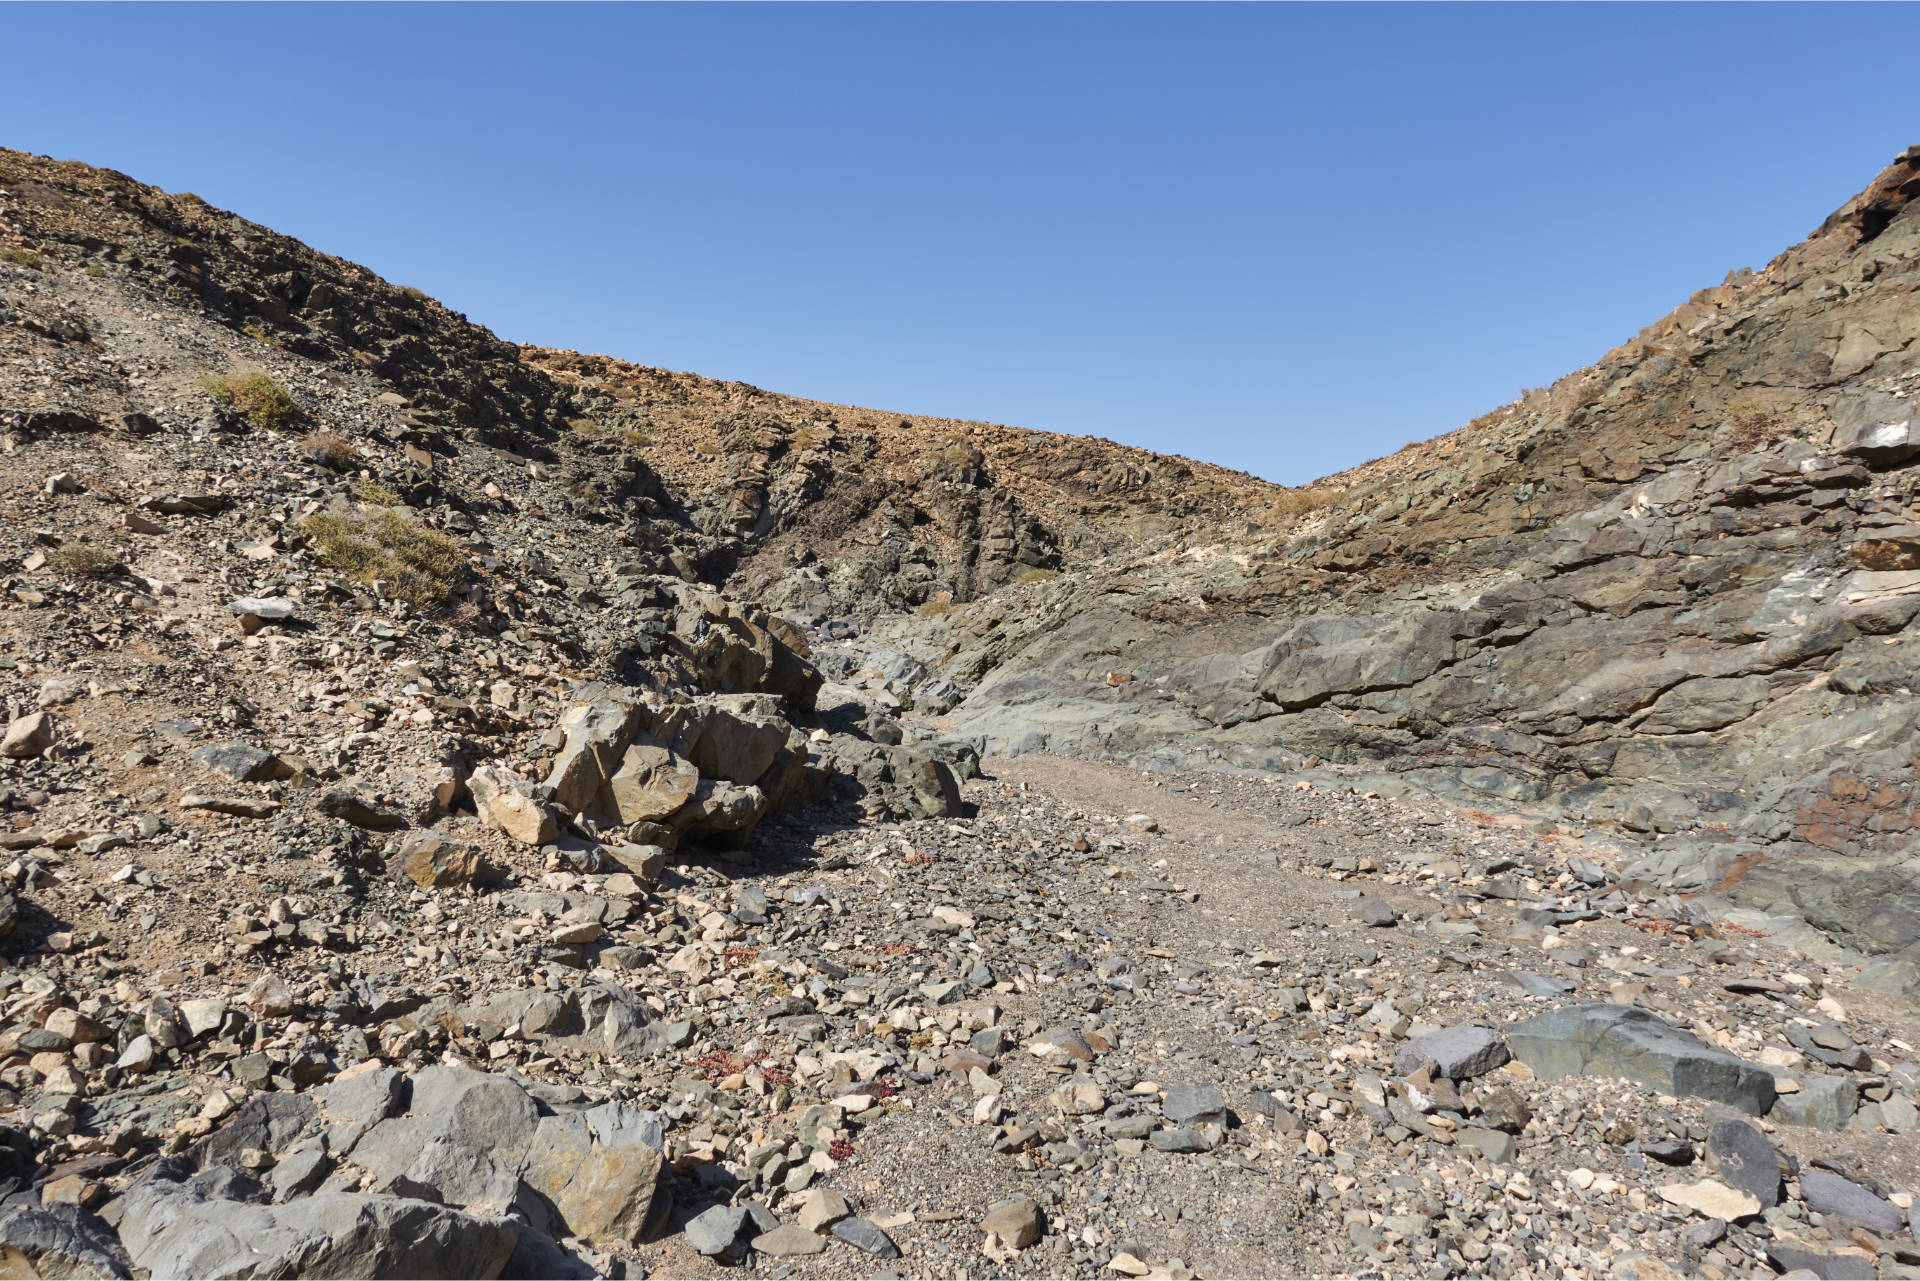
[982,1196,1044,1249]
[228,596,297,633]
[1163,1082,1226,1124]
[1350,897,1399,927]
[1394,1026,1510,1081]
[1705,1119,1781,1209]
[752,1223,827,1257]
[392,832,492,889]
[831,1216,902,1258]
[685,1205,753,1260]
[0,1203,133,1279]
[1798,1171,1906,1234]
[1770,1075,1858,1130]
[797,1187,849,1232]
[519,1101,668,1244]
[603,744,700,826]
[467,766,557,845]
[1504,1004,1775,1114]
[243,974,295,1018]
[1764,1241,1879,1280]
[1455,1128,1517,1163]
[1048,1082,1106,1115]
[115,1179,523,1279]
[188,741,284,783]
[1655,1180,1760,1221]
[316,788,407,830]
[546,698,643,812]
[2,712,54,759]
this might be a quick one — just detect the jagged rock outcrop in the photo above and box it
[853,146,1920,989]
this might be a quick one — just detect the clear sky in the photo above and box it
[5,4,1915,484]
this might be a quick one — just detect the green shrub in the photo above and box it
[299,508,465,610]
[1015,567,1060,584]
[1,248,43,270]
[85,263,106,279]
[204,370,299,431]
[353,478,403,505]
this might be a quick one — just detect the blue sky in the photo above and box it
[5,4,1914,484]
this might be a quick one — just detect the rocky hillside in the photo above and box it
[0,144,1917,1281]
[520,345,1287,618]
[858,146,1920,996]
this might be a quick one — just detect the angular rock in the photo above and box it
[1798,1171,1906,1234]
[467,766,557,846]
[391,832,493,889]
[188,741,285,783]
[982,1196,1043,1248]
[1394,1026,1510,1081]
[1504,1004,1775,1114]
[752,1223,827,1257]
[831,1216,902,1258]
[1655,1180,1759,1221]
[2,712,54,759]
[0,1203,132,1279]
[1705,1119,1781,1210]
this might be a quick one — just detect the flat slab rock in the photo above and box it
[1503,1004,1775,1115]
[1393,1025,1510,1081]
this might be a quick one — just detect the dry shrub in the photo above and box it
[1723,402,1792,452]
[204,371,299,431]
[46,542,119,579]
[305,430,358,470]
[300,508,466,610]
[1271,486,1344,520]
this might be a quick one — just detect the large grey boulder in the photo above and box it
[519,1101,667,1244]
[0,1203,132,1278]
[116,1179,523,1280]
[350,1066,541,1205]
[1832,392,1920,464]
[1798,1171,1907,1235]
[1504,1005,1775,1115]
[1705,1118,1782,1209]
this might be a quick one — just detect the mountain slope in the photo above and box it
[861,146,1920,988]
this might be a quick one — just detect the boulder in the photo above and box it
[1798,1171,1906,1234]
[1504,1005,1774,1115]
[467,766,556,846]
[0,1203,132,1279]
[1831,392,1920,464]
[391,833,494,889]
[1705,1119,1782,1209]
[600,744,700,826]
[546,698,644,813]
[116,1179,523,1280]
[519,1102,667,1244]
[2,712,54,759]
[188,741,287,783]
[1395,1026,1511,1081]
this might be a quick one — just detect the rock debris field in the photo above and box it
[0,146,1918,1281]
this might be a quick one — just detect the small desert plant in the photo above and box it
[623,428,652,449]
[84,263,106,279]
[353,477,403,505]
[917,599,961,617]
[299,508,466,610]
[1015,567,1060,585]
[1,249,43,270]
[46,542,118,579]
[1723,401,1791,452]
[398,285,428,301]
[241,318,278,345]
[204,370,299,431]
[1271,486,1344,519]
[303,430,359,471]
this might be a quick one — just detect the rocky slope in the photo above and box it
[0,143,1916,1281]
[518,345,1287,619]
[858,146,1920,997]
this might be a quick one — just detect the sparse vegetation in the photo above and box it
[353,477,403,505]
[1016,567,1060,584]
[917,599,961,617]
[203,370,299,431]
[299,508,466,610]
[1,248,43,270]
[241,318,278,345]
[1723,400,1792,452]
[303,430,358,471]
[85,263,106,279]
[46,541,118,579]
[1271,485,1344,519]
[623,429,652,449]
